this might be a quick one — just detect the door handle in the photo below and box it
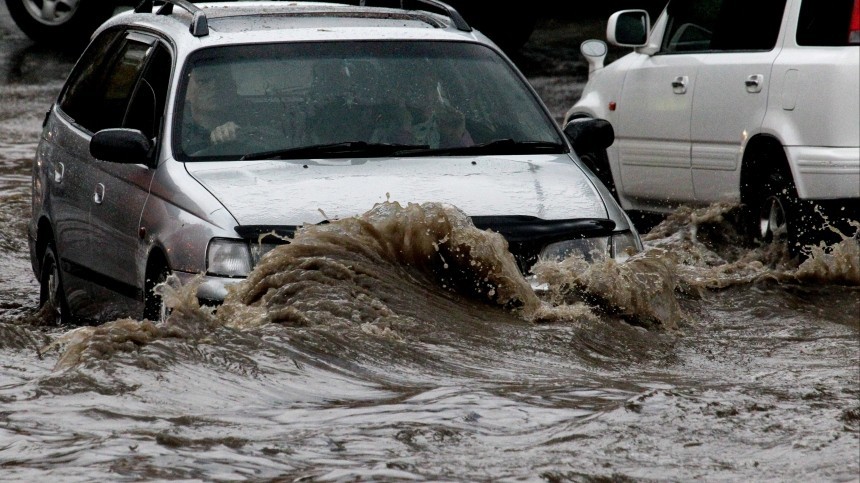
[93,183,105,204]
[671,76,688,94]
[53,161,64,183]
[745,74,764,93]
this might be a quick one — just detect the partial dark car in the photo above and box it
[29,0,641,324]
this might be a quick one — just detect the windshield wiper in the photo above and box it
[240,141,429,161]
[394,139,566,157]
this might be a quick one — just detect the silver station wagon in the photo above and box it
[29,0,642,324]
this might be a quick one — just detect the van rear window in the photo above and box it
[796,0,858,46]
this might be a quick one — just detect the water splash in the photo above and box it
[43,202,543,369]
[532,249,682,330]
[219,201,540,329]
[642,203,859,289]
[37,201,858,370]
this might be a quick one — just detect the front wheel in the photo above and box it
[143,261,171,323]
[40,241,71,325]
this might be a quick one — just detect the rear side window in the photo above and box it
[662,0,787,53]
[58,30,122,129]
[796,0,859,46]
[59,31,154,133]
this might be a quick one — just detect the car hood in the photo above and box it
[184,155,608,226]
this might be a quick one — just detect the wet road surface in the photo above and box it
[1,6,858,481]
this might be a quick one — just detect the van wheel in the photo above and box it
[579,149,618,202]
[754,168,818,258]
[40,242,71,325]
[143,261,170,323]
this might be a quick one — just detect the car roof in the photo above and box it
[101,1,493,50]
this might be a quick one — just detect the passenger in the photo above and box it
[371,73,473,149]
[180,64,243,153]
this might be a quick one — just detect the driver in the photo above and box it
[180,64,243,153]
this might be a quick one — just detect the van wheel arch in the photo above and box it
[740,136,819,257]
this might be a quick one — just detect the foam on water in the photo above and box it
[38,201,859,371]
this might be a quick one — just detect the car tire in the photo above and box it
[143,259,170,323]
[5,0,116,48]
[40,241,71,325]
[579,149,618,202]
[750,159,818,258]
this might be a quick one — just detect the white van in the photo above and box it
[565,0,859,255]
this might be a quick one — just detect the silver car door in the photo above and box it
[87,33,171,320]
[49,30,126,318]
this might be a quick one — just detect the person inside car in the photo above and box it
[371,71,473,149]
[180,64,244,153]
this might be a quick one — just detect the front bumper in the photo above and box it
[172,270,245,304]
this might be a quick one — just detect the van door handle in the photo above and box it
[93,183,105,204]
[671,76,688,94]
[745,74,764,93]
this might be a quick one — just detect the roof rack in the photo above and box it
[356,0,471,32]
[134,0,209,37]
[132,0,471,37]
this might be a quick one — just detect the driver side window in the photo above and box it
[662,0,719,52]
[662,0,788,53]
[123,43,171,140]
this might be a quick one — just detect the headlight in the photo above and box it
[207,239,252,277]
[540,231,642,263]
[610,230,643,263]
[540,237,610,262]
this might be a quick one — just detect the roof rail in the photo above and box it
[131,0,468,36]
[356,0,472,32]
[134,0,209,37]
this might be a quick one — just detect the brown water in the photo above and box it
[1,18,859,482]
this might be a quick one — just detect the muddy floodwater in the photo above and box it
[1,12,859,482]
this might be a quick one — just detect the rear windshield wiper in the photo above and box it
[394,139,567,157]
[240,141,429,161]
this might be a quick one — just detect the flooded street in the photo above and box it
[1,6,859,482]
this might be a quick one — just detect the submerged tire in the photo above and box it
[40,241,71,325]
[143,260,170,323]
[751,163,820,258]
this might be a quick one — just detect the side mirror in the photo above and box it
[580,39,608,76]
[563,118,614,154]
[607,10,650,47]
[90,128,154,165]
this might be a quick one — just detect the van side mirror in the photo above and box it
[607,10,650,47]
[563,118,614,154]
[90,128,154,165]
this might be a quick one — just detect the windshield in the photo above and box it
[173,41,564,161]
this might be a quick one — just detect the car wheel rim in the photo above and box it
[759,196,787,242]
[45,259,63,321]
[22,0,80,26]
